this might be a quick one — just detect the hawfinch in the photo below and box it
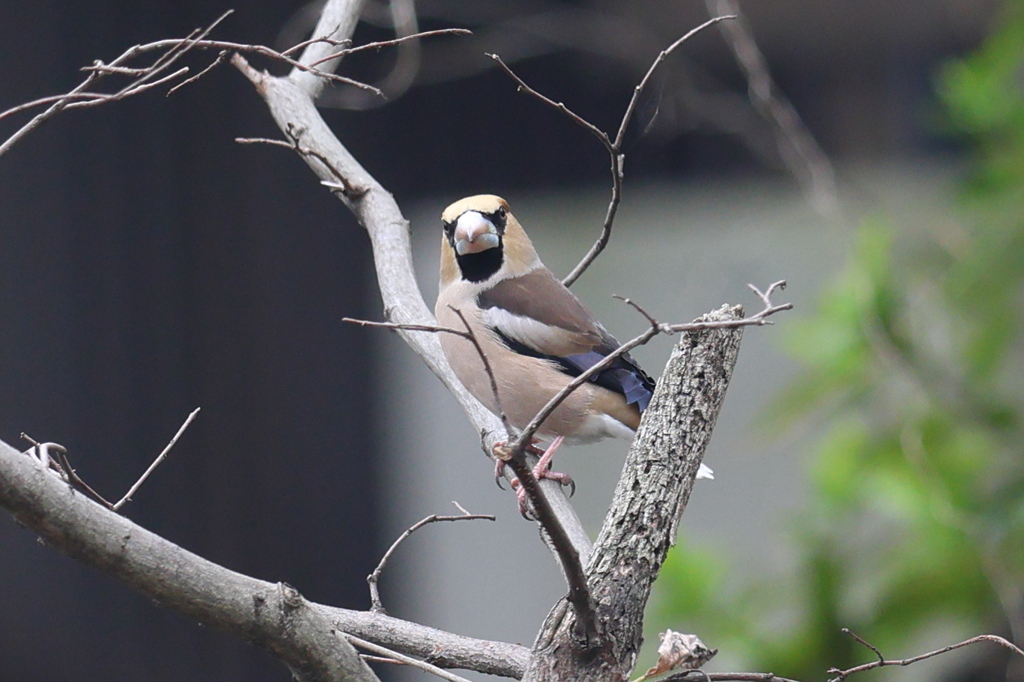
[435,195,713,498]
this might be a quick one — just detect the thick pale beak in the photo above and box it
[453,211,500,256]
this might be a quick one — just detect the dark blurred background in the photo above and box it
[0,1,1006,681]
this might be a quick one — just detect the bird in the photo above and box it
[435,194,712,507]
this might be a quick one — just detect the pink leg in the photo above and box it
[514,436,575,514]
[532,436,568,483]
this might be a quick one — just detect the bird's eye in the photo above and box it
[443,220,455,236]
[489,205,508,231]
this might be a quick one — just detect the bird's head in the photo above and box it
[440,195,540,285]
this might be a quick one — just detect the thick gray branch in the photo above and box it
[0,439,378,682]
[325,607,529,678]
[0,438,530,680]
[524,305,745,682]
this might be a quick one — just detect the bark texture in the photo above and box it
[524,305,745,682]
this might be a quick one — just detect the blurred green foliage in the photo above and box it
[653,4,1024,680]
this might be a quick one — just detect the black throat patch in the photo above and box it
[455,246,504,283]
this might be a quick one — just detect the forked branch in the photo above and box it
[0,11,467,160]
[828,630,1024,682]
[489,14,735,287]
[367,503,495,613]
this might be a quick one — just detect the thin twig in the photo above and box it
[842,628,884,664]
[496,446,602,649]
[234,129,369,199]
[20,435,116,509]
[489,16,734,288]
[512,281,790,456]
[360,654,402,666]
[344,633,475,682]
[282,36,349,59]
[1,9,413,159]
[663,281,791,333]
[113,408,200,511]
[342,313,515,441]
[342,317,463,335]
[167,50,231,95]
[310,28,472,66]
[368,503,495,614]
[54,448,116,510]
[613,15,736,150]
[78,38,377,92]
[447,306,514,440]
[663,673,804,682]
[487,53,612,152]
[827,631,1024,682]
[487,50,620,291]
[1,91,118,120]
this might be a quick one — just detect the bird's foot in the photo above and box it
[511,463,576,516]
[491,439,546,490]
[508,436,574,517]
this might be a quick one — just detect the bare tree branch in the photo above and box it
[19,435,116,509]
[114,407,200,510]
[0,436,531,679]
[326,607,529,679]
[310,28,473,66]
[489,15,735,288]
[828,630,1024,682]
[0,11,231,158]
[0,12,471,161]
[0,438,381,682]
[367,505,495,614]
[665,673,804,682]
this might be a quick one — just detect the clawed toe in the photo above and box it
[493,457,506,490]
[534,467,574,496]
[495,435,576,513]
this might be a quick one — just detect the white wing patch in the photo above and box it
[481,306,585,356]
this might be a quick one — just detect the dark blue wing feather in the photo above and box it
[495,331,655,412]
